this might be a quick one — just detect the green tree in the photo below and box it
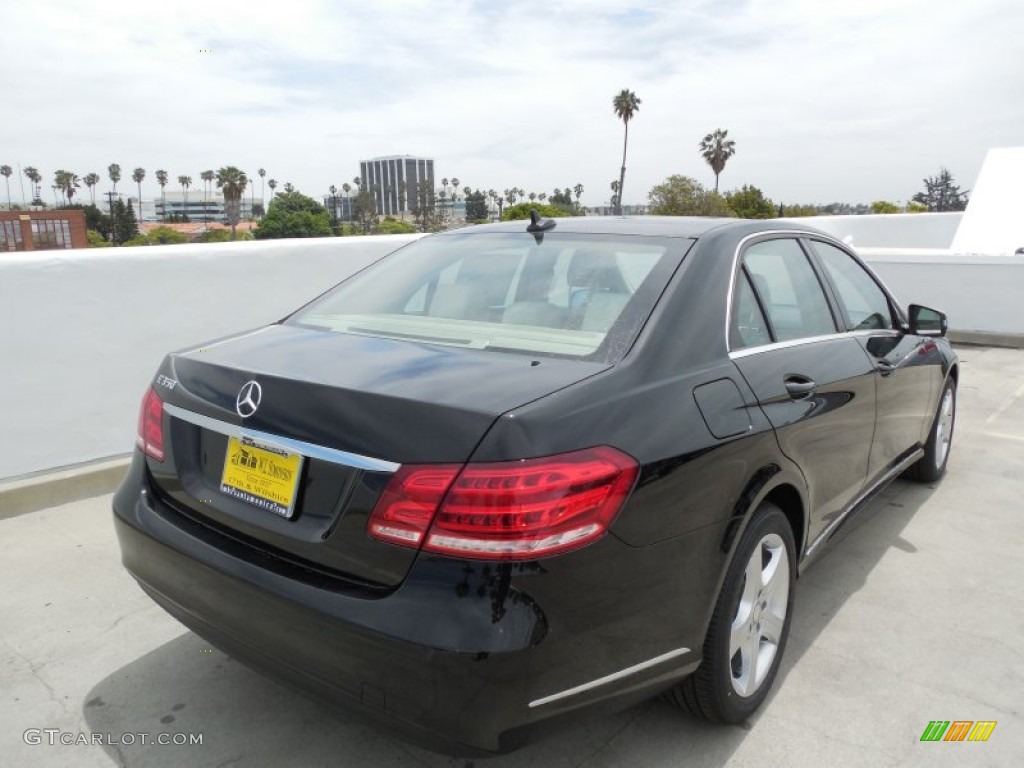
[870,200,901,214]
[254,190,334,239]
[86,229,111,247]
[113,198,139,243]
[648,175,735,217]
[612,89,641,215]
[778,203,818,217]
[412,180,439,232]
[911,167,969,211]
[215,167,248,239]
[155,170,169,221]
[501,202,572,221]
[177,175,192,221]
[353,189,377,233]
[905,201,927,213]
[147,225,189,244]
[699,128,737,193]
[268,178,278,199]
[0,165,11,209]
[376,217,417,235]
[257,168,266,214]
[132,168,146,223]
[725,185,776,219]
[464,189,489,222]
[83,173,100,205]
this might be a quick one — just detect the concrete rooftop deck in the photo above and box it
[1,345,1022,767]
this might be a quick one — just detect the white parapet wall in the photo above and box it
[858,248,1024,336]
[0,235,420,480]
[785,212,963,249]
[1,221,1022,480]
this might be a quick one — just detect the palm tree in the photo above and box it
[216,167,248,239]
[268,178,277,200]
[178,175,192,221]
[24,167,42,207]
[53,170,80,206]
[341,182,351,222]
[538,192,547,203]
[699,128,737,193]
[0,165,11,209]
[257,168,266,215]
[612,89,641,215]
[108,163,121,194]
[155,170,168,221]
[84,173,100,205]
[53,170,68,205]
[329,184,339,227]
[398,180,408,221]
[283,182,295,193]
[132,168,146,223]
[200,170,214,223]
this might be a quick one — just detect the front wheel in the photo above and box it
[668,502,796,723]
[906,378,956,483]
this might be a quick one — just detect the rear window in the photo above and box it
[286,232,690,362]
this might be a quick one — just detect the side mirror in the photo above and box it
[908,304,947,337]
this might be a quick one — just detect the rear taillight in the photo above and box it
[367,447,638,560]
[136,386,165,461]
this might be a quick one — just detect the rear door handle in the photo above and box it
[783,374,816,400]
[876,360,896,376]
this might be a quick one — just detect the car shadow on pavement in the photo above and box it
[83,479,936,768]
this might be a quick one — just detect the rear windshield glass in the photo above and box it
[285,232,691,362]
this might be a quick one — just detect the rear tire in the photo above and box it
[668,502,796,723]
[906,378,956,483]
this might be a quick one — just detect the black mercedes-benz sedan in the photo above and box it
[113,215,958,754]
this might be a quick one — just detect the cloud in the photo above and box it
[2,0,1021,207]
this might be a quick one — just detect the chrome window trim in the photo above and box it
[528,646,692,709]
[727,329,892,360]
[725,230,903,355]
[163,403,401,473]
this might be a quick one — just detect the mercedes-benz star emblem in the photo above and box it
[236,380,262,418]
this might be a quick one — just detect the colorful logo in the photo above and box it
[920,721,996,742]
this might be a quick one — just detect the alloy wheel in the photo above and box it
[729,533,790,698]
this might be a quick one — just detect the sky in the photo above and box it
[2,0,1022,208]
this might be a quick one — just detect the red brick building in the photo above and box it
[0,210,88,252]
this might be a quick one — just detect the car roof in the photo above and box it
[435,216,823,239]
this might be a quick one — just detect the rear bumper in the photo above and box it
[112,453,710,754]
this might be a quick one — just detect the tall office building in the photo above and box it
[359,156,434,217]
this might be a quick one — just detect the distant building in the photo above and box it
[359,156,435,217]
[152,192,262,223]
[322,194,356,223]
[0,210,88,252]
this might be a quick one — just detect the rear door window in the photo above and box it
[742,238,836,342]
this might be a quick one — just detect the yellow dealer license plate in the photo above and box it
[220,435,303,518]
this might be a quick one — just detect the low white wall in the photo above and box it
[858,248,1024,336]
[1,223,1021,480]
[0,236,420,480]
[790,212,963,249]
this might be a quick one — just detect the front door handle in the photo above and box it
[783,374,817,400]
[876,360,896,376]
